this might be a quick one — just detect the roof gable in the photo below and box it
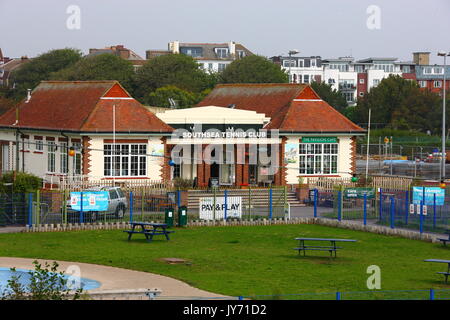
[102,83,131,98]
[294,86,321,100]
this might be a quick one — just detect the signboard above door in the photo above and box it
[301,137,338,143]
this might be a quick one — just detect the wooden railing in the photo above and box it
[307,175,413,191]
[58,175,173,191]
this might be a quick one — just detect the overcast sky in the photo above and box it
[1,0,449,64]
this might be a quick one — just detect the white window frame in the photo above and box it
[60,142,68,174]
[433,67,444,74]
[218,63,227,72]
[35,139,43,151]
[47,141,56,173]
[104,143,147,177]
[283,59,296,68]
[434,80,442,88]
[299,143,338,175]
[72,142,82,175]
[418,80,427,88]
[215,48,229,58]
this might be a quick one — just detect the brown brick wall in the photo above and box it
[350,136,357,174]
[273,139,287,186]
[160,137,171,181]
[82,136,91,176]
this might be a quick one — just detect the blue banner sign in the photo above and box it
[70,191,109,211]
[412,187,445,206]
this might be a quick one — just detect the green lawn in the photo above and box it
[0,224,450,298]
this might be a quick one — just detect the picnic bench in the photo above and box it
[424,259,450,283]
[437,230,450,246]
[294,237,357,258]
[124,222,174,242]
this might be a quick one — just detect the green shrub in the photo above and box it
[0,172,42,193]
[173,177,194,190]
[0,260,84,300]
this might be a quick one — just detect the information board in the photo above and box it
[70,191,109,211]
[412,187,445,206]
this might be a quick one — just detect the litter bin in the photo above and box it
[165,208,174,228]
[178,206,187,227]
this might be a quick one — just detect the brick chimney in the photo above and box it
[413,52,430,65]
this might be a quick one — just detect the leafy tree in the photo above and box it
[10,48,82,99]
[220,55,288,84]
[353,75,450,134]
[133,54,215,101]
[0,171,42,193]
[146,85,198,108]
[310,81,348,113]
[0,260,84,300]
[342,105,358,122]
[51,53,135,91]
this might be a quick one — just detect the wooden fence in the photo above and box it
[58,177,173,192]
[307,175,413,191]
[54,175,412,193]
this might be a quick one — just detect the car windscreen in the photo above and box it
[116,189,125,198]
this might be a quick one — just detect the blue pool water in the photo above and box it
[0,267,101,291]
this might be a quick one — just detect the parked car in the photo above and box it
[67,186,127,221]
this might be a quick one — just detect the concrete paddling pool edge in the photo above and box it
[0,257,230,299]
[0,267,101,291]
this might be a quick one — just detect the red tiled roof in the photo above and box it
[81,99,174,133]
[197,83,365,133]
[197,83,307,118]
[266,100,365,133]
[0,81,173,133]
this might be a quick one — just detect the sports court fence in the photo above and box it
[312,186,450,234]
[240,288,450,300]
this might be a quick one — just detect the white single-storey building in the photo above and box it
[0,81,365,188]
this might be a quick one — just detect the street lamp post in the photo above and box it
[288,50,299,83]
[438,51,449,181]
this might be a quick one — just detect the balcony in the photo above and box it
[339,84,356,90]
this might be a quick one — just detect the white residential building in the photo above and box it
[146,41,253,73]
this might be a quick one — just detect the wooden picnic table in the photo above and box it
[124,222,174,242]
[424,259,450,283]
[294,237,357,258]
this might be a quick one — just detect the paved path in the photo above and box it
[0,257,230,299]
[0,227,26,234]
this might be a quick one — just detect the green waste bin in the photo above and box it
[165,208,174,228]
[178,206,187,227]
